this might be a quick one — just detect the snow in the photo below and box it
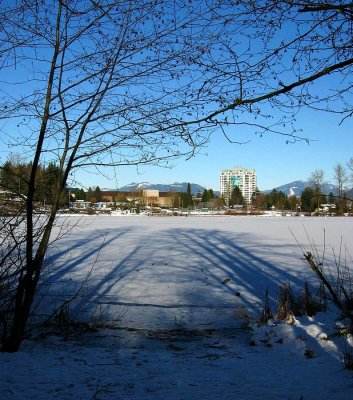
[1,216,353,399]
[136,182,152,188]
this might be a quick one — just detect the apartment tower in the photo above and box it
[220,167,257,205]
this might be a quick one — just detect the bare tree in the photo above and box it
[1,0,353,352]
[309,169,325,209]
[348,158,353,184]
[333,163,348,198]
[309,170,325,192]
[333,163,348,197]
[176,1,353,138]
[0,0,227,352]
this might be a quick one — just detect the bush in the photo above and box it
[304,251,353,322]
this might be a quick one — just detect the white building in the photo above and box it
[220,167,257,205]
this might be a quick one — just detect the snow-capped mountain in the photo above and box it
[264,180,338,197]
[109,180,351,198]
[117,182,207,194]
[123,182,153,190]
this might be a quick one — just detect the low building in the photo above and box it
[70,200,91,209]
[93,202,114,210]
[100,189,174,208]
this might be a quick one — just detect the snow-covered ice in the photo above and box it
[1,216,353,399]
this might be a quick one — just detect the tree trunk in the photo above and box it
[1,269,38,352]
[1,210,57,352]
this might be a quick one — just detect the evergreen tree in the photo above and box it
[202,189,212,203]
[0,159,66,205]
[229,186,244,207]
[183,183,193,208]
[86,187,94,203]
[301,187,315,212]
[264,189,287,210]
[68,188,85,203]
[201,189,208,203]
[40,162,63,205]
[94,186,102,202]
[0,160,30,196]
[287,195,299,211]
[78,189,86,200]
[0,161,18,192]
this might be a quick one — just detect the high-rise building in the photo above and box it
[220,167,257,205]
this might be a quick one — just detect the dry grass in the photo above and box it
[341,346,353,370]
[275,282,323,320]
[260,288,273,323]
[260,282,324,324]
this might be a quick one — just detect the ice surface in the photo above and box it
[1,216,353,399]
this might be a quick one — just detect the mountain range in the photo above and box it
[265,180,353,198]
[115,182,208,194]
[263,180,336,197]
[106,180,352,198]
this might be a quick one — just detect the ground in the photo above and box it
[1,215,353,399]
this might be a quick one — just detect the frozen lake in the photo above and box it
[43,215,353,330]
[3,215,353,400]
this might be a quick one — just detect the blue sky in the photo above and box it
[1,73,351,193]
[1,2,352,194]
[73,107,353,192]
